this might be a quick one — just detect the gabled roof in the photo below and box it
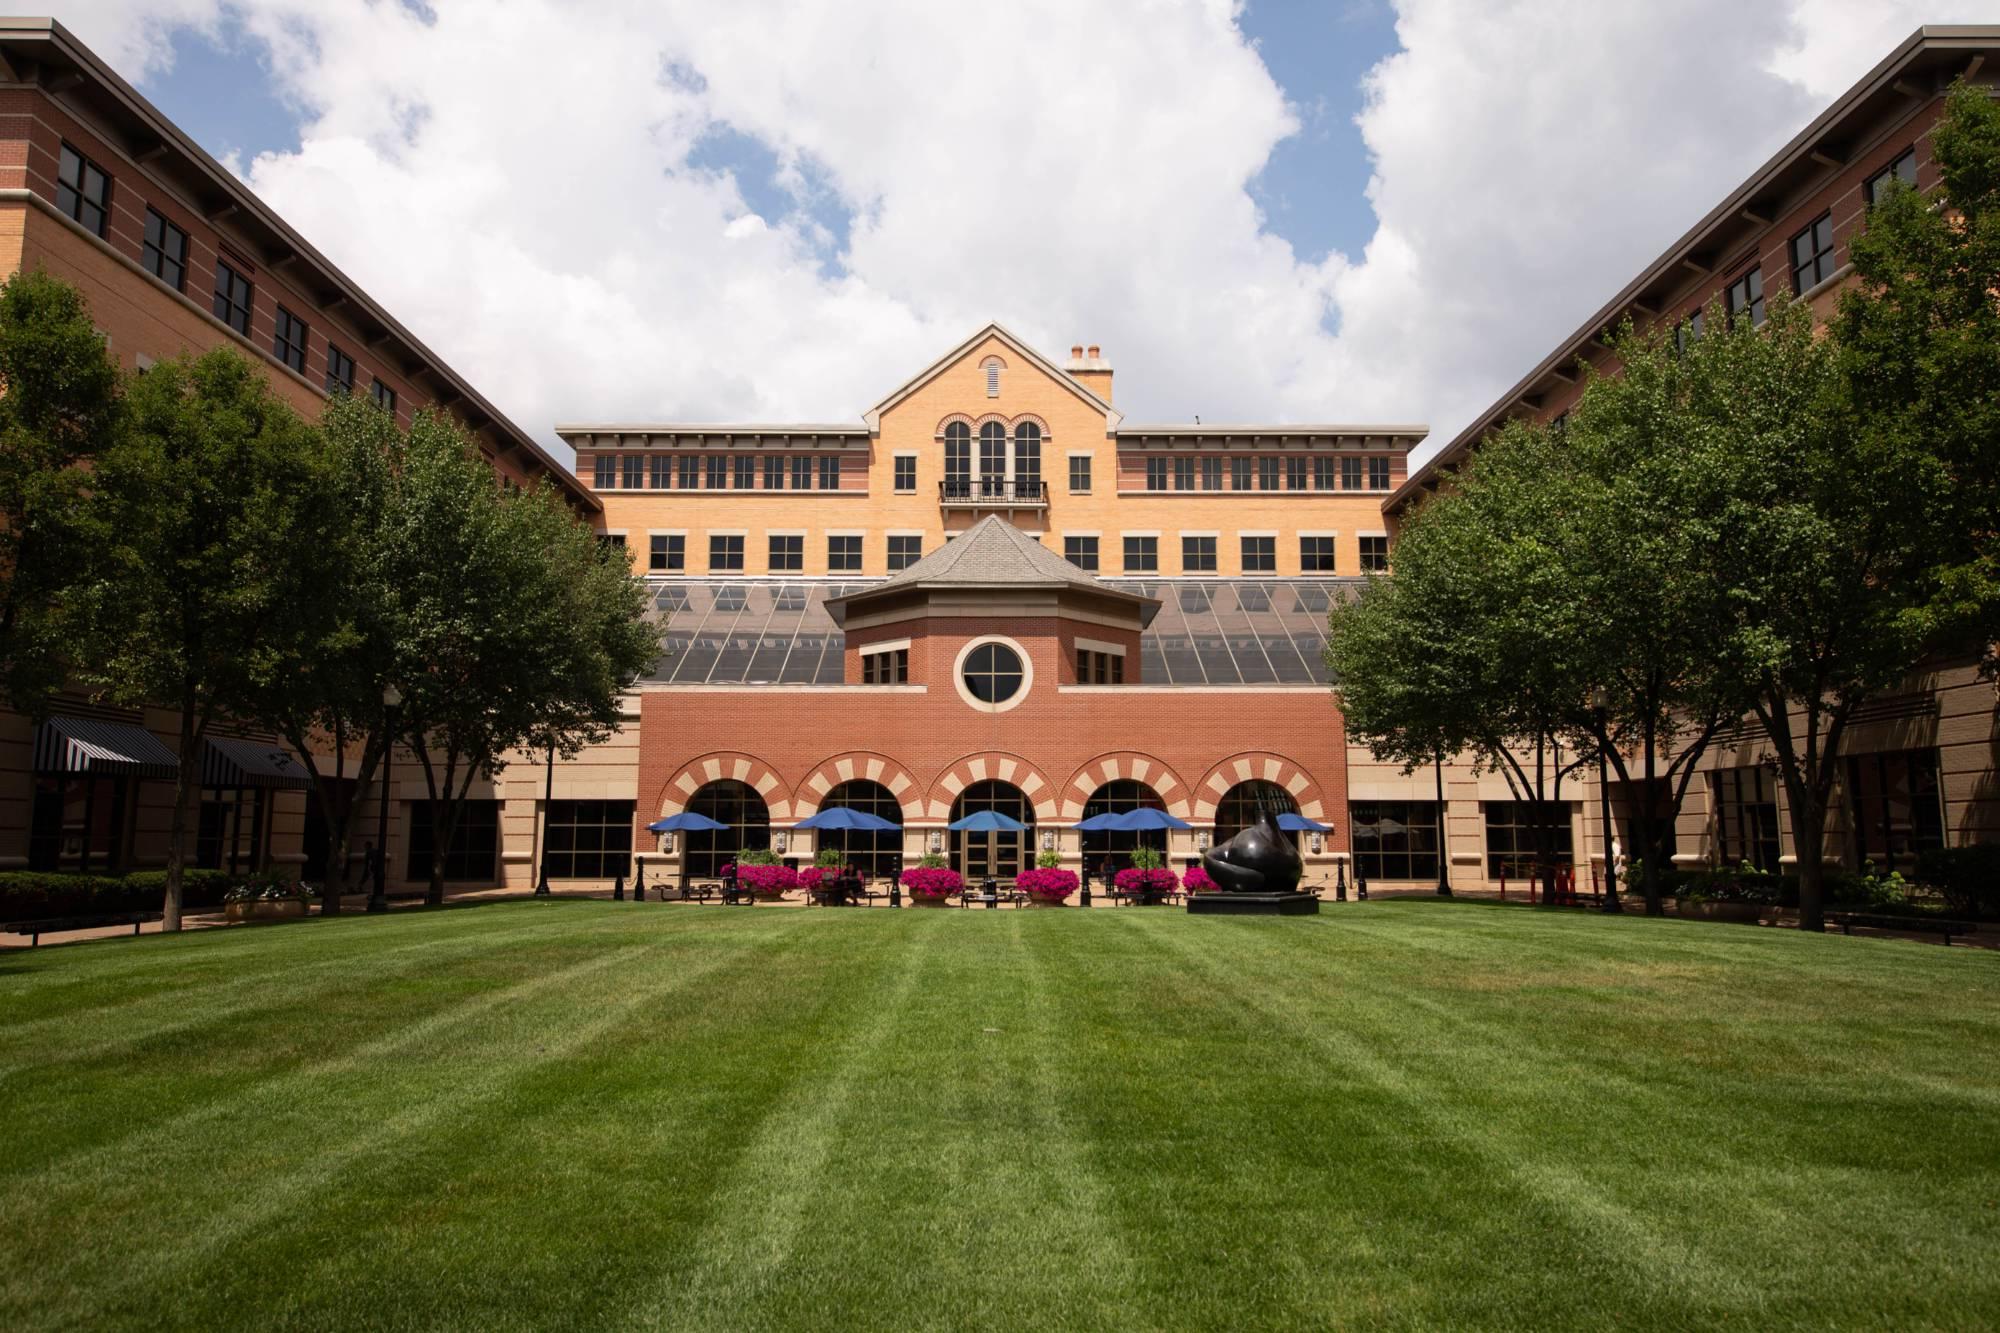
[863,323,1121,433]
[825,515,1159,624]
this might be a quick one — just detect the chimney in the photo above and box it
[1066,341,1113,404]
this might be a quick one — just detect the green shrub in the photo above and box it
[0,872,131,921]
[1677,866,1781,906]
[814,847,845,869]
[1129,845,1165,870]
[736,847,781,867]
[1916,844,2000,919]
[119,869,236,910]
[1035,848,1062,869]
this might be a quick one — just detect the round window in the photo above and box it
[961,642,1024,704]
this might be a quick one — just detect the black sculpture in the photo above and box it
[1201,809,1303,894]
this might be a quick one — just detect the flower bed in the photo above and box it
[901,867,962,902]
[1015,867,1078,905]
[1183,866,1218,893]
[1115,866,1179,903]
[726,863,798,899]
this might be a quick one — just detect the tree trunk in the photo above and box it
[164,702,200,932]
[1640,717,1664,917]
[1790,784,1829,933]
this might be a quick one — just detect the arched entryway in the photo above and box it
[684,779,770,879]
[952,780,1034,881]
[1213,780,1297,846]
[819,779,904,879]
[1079,780,1167,876]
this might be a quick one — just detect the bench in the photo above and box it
[1826,910,1980,945]
[4,912,161,947]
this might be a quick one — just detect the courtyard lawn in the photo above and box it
[1,904,1996,1331]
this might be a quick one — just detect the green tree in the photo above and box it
[0,269,122,712]
[75,349,320,930]
[379,412,658,904]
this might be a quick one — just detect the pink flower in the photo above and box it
[1114,867,1179,895]
[1016,868,1079,898]
[902,867,963,898]
[1183,866,1218,893]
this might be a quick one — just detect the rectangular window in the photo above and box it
[542,800,635,880]
[1069,455,1091,493]
[325,344,355,396]
[895,456,917,493]
[1726,267,1766,327]
[1065,536,1099,571]
[1231,456,1252,491]
[142,208,187,291]
[1122,536,1157,573]
[1300,536,1335,572]
[734,455,756,490]
[1675,307,1705,353]
[1240,535,1275,573]
[1285,457,1307,491]
[623,455,645,490]
[1714,768,1782,873]
[371,379,396,414]
[213,260,253,335]
[1075,649,1125,685]
[272,307,309,372]
[650,455,672,489]
[887,534,922,571]
[1201,457,1222,491]
[593,455,616,489]
[1359,535,1389,572]
[706,456,728,490]
[1182,535,1217,573]
[820,456,841,490]
[1865,147,1917,207]
[709,534,744,571]
[1351,801,1442,882]
[407,799,499,882]
[1789,211,1836,292]
[1341,456,1363,490]
[1173,456,1195,491]
[1258,457,1279,491]
[1844,747,1946,866]
[55,143,110,237]
[649,533,685,572]
[793,456,814,490]
[1313,457,1334,490]
[1368,457,1391,490]
[862,647,909,685]
[680,455,701,489]
[828,534,862,572]
[1483,801,1573,882]
[1145,457,1168,491]
[764,455,784,489]
[602,533,626,550]
[768,534,804,572]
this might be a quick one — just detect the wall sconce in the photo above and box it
[929,829,944,853]
[659,830,675,854]
[774,831,789,853]
[1310,832,1323,854]
[1041,829,1055,852]
[1197,830,1211,851]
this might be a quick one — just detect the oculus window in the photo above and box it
[962,642,1025,705]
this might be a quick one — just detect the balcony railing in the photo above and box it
[939,478,1049,508]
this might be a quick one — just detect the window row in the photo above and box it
[637,531,908,573]
[1063,534,1387,574]
[1135,454,1393,493]
[57,141,402,410]
[592,453,846,492]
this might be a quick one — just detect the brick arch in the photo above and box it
[1009,411,1052,437]
[979,353,1008,369]
[1057,752,1193,821]
[1189,752,1329,824]
[972,412,1011,432]
[792,752,924,823]
[935,412,976,438]
[657,751,794,823]
[923,752,1060,823]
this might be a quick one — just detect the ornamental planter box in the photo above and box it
[224,899,307,923]
[1675,899,1765,925]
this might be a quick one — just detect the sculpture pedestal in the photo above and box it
[1186,892,1320,916]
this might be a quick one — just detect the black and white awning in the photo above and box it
[203,736,311,790]
[33,716,181,780]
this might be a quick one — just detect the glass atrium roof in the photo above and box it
[645,578,1358,687]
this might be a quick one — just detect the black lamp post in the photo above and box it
[535,743,553,897]
[368,683,402,914]
[1592,686,1623,914]
[1434,752,1452,897]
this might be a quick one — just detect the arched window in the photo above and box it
[1080,779,1166,877]
[683,779,770,880]
[818,779,904,879]
[978,420,1007,496]
[982,356,1003,397]
[952,780,1034,881]
[1212,780,1297,847]
[943,421,971,498]
[1013,421,1042,491]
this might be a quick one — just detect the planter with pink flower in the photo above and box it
[901,863,962,906]
[1015,866,1079,907]
[1183,865,1219,894]
[728,853,797,901]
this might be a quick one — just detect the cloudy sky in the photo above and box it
[60,0,1995,465]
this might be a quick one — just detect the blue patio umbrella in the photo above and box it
[1075,807,1192,832]
[793,807,900,832]
[646,811,728,833]
[947,809,1028,833]
[1276,813,1332,833]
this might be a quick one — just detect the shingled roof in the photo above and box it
[826,515,1159,623]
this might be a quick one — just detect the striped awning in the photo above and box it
[203,736,311,790]
[33,716,181,780]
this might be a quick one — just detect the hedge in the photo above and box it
[0,868,240,923]
[1915,844,2000,920]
